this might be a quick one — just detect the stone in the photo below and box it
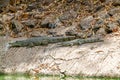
[67,0,74,3]
[96,19,104,25]
[22,20,37,28]
[41,15,57,29]
[26,1,45,12]
[0,0,10,13]
[99,0,105,3]
[93,19,104,33]
[97,11,110,19]
[65,29,77,36]
[112,0,120,6]
[41,18,50,28]
[117,19,120,25]
[0,24,3,30]
[105,0,112,3]
[112,13,120,21]
[79,16,94,30]
[108,7,120,16]
[81,0,91,6]
[10,20,24,37]
[26,3,37,12]
[112,13,120,25]
[41,20,57,29]
[48,23,57,29]
[65,29,93,38]
[96,27,106,36]
[41,0,54,6]
[0,0,10,8]
[47,30,57,36]
[10,20,24,33]
[59,10,77,21]
[106,22,119,33]
[94,5,105,13]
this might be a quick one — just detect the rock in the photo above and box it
[38,7,45,12]
[10,20,24,36]
[112,13,120,21]
[41,0,54,6]
[54,18,62,27]
[94,5,105,13]
[52,25,75,37]
[22,20,37,28]
[48,23,57,29]
[108,7,120,16]
[97,11,110,19]
[65,28,93,38]
[96,27,106,36]
[96,19,104,25]
[47,30,57,36]
[112,13,120,25]
[106,22,119,33]
[41,20,57,29]
[81,0,91,6]
[65,29,78,36]
[0,24,4,36]
[92,19,104,33]
[26,1,45,12]
[99,0,105,3]
[112,0,120,6]
[117,19,120,25]
[0,0,10,8]
[26,3,37,12]
[30,30,48,37]
[0,0,10,13]
[11,20,24,32]
[59,10,77,21]
[67,0,74,3]
[105,0,112,3]
[0,24,3,30]
[41,18,50,27]
[79,16,94,30]
[41,15,57,29]
[0,14,14,23]
[64,25,78,36]
[8,5,16,13]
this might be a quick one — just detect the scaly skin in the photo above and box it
[58,37,104,46]
[9,36,76,47]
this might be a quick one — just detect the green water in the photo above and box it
[0,74,120,80]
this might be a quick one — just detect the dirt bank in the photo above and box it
[0,32,120,77]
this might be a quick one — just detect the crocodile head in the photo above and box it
[9,41,24,47]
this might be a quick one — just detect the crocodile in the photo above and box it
[8,36,76,48]
[58,37,103,46]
